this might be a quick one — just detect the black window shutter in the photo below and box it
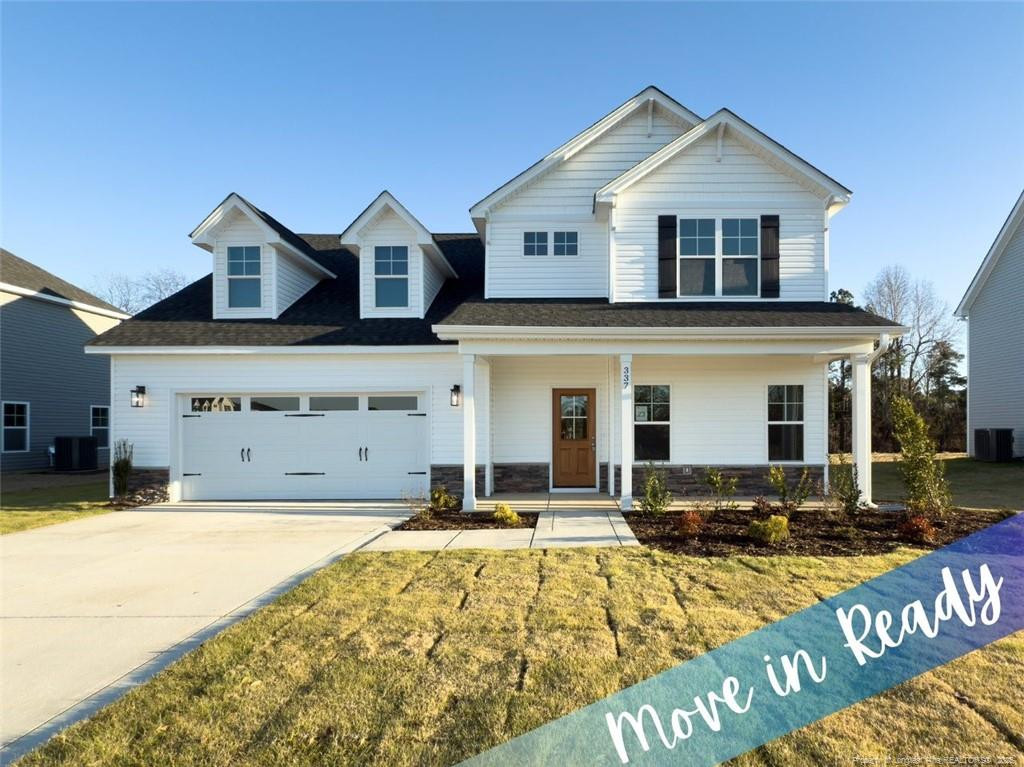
[760,215,780,298]
[657,215,677,298]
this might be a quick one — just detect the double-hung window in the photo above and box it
[227,246,262,308]
[678,217,760,297]
[374,246,409,307]
[523,232,548,256]
[2,402,29,452]
[768,385,804,461]
[90,406,109,448]
[633,385,670,461]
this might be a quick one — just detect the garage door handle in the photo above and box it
[247,448,251,462]
[358,447,363,461]
[240,448,245,462]
[365,446,369,461]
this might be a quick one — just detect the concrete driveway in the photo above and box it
[0,502,409,760]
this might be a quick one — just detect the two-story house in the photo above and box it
[87,86,904,509]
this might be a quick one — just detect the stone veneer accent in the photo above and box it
[430,465,487,498]
[614,464,825,497]
[118,467,170,506]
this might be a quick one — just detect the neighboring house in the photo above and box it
[87,86,904,508]
[1,249,129,470]
[955,189,1024,458]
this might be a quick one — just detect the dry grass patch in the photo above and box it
[17,547,1023,767]
[0,480,111,534]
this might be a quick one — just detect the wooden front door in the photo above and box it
[552,388,596,488]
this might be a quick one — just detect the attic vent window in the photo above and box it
[227,246,262,308]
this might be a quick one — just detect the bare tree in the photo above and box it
[93,269,190,315]
[863,264,956,393]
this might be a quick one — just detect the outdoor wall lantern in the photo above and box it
[450,384,461,407]
[130,386,147,408]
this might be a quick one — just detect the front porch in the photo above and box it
[443,333,891,512]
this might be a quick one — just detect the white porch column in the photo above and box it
[480,356,493,497]
[619,354,633,510]
[462,353,477,511]
[851,354,873,506]
[607,357,616,497]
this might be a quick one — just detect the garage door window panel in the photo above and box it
[309,396,359,411]
[368,396,418,411]
[191,396,241,412]
[250,396,300,412]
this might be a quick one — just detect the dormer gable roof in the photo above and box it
[468,85,702,220]
[956,188,1024,317]
[340,190,458,278]
[190,192,336,279]
[595,108,852,211]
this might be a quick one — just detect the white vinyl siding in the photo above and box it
[275,251,320,316]
[967,215,1024,456]
[358,209,424,319]
[422,251,446,311]
[614,132,828,301]
[109,352,487,471]
[485,106,689,299]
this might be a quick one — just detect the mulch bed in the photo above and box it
[396,512,539,531]
[625,505,1012,557]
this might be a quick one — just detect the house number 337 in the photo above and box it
[621,365,631,389]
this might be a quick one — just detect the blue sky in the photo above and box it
[3,2,1022,321]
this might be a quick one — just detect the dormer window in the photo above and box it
[227,246,262,308]
[374,246,409,307]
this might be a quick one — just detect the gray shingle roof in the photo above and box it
[1,248,123,313]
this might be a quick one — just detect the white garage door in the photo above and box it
[179,393,428,500]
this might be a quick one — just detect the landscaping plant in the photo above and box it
[751,495,774,516]
[637,462,673,517]
[747,514,790,545]
[427,485,460,517]
[891,395,952,518]
[111,440,133,497]
[677,509,705,539]
[829,453,864,515]
[898,514,936,544]
[492,502,521,527]
[767,465,814,516]
[703,467,738,511]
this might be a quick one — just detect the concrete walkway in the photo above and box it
[363,494,640,551]
[0,502,410,762]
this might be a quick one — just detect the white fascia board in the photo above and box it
[432,324,909,341]
[955,188,1024,317]
[340,191,458,278]
[468,87,702,218]
[0,283,130,320]
[595,110,852,207]
[190,193,335,279]
[84,345,457,356]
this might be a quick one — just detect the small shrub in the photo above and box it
[112,440,133,497]
[891,396,951,518]
[677,510,704,539]
[747,515,790,545]
[767,465,814,516]
[493,502,521,527]
[833,525,863,542]
[703,467,738,511]
[427,485,460,517]
[828,454,864,515]
[637,463,673,517]
[752,495,774,515]
[898,514,936,544]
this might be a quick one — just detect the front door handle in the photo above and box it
[247,448,251,462]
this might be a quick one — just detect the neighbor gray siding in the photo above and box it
[967,216,1024,457]
[0,295,117,470]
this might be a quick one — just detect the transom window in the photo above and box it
[633,385,670,461]
[191,396,241,412]
[309,396,358,411]
[250,396,300,412]
[553,231,578,256]
[523,231,548,256]
[2,402,29,452]
[368,395,418,411]
[227,246,262,308]
[374,246,409,308]
[90,406,109,448]
[678,217,759,298]
[768,385,804,461]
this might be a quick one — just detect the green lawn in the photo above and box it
[19,547,1022,766]
[872,455,1024,511]
[0,480,112,534]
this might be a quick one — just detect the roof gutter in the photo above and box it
[432,324,909,342]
